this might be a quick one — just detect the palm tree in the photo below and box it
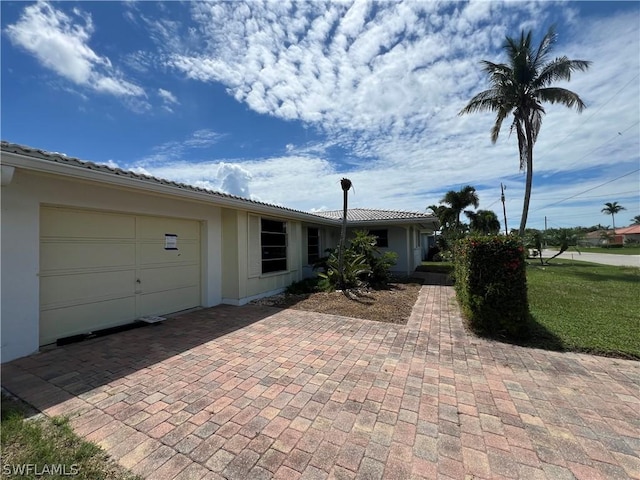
[631,215,640,225]
[601,202,626,233]
[338,178,352,289]
[440,185,479,230]
[459,26,590,237]
[465,209,501,235]
[427,204,456,231]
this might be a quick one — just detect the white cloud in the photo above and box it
[138,2,638,228]
[158,87,179,112]
[158,88,179,105]
[217,163,252,197]
[138,129,224,165]
[5,1,145,98]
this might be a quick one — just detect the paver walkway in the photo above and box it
[2,286,639,479]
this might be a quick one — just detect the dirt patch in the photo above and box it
[251,282,423,325]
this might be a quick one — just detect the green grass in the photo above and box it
[1,394,141,480]
[526,261,640,359]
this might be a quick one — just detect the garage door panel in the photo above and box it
[41,207,135,239]
[136,216,200,240]
[40,297,137,346]
[40,208,202,346]
[40,242,136,272]
[138,242,199,265]
[138,287,200,317]
[140,265,199,292]
[40,270,135,308]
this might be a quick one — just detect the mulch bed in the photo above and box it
[251,282,423,325]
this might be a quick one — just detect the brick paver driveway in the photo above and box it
[3,286,639,479]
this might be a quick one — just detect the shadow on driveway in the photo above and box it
[2,305,278,413]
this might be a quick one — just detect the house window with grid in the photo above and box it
[307,227,320,265]
[369,229,389,248]
[261,219,287,274]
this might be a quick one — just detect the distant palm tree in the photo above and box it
[465,209,501,235]
[631,215,640,225]
[427,204,456,231]
[601,202,626,233]
[338,178,353,289]
[440,185,479,230]
[459,26,590,237]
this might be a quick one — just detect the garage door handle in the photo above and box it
[136,279,141,284]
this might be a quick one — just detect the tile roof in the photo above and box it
[0,141,315,217]
[616,225,640,235]
[1,141,436,225]
[313,208,435,222]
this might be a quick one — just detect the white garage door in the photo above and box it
[39,206,201,345]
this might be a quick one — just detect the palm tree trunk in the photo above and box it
[338,178,351,290]
[518,120,534,237]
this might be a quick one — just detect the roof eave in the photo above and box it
[2,149,340,225]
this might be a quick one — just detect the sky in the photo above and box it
[2,0,639,231]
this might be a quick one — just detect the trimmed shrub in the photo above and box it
[454,235,529,337]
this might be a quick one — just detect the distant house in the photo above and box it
[580,230,610,247]
[615,225,640,244]
[0,141,438,362]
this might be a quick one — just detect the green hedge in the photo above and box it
[454,235,529,337]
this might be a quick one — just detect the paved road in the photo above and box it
[541,249,640,267]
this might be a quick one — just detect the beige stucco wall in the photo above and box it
[221,208,304,305]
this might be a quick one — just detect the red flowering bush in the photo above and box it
[453,235,529,337]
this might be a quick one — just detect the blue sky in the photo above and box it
[2,1,639,230]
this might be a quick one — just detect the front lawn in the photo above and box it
[526,261,640,359]
[1,393,140,480]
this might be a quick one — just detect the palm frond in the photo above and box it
[535,87,587,112]
[529,108,544,143]
[490,107,510,143]
[532,25,557,68]
[534,58,592,88]
[510,116,528,170]
[458,89,503,115]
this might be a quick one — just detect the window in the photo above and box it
[307,227,320,264]
[369,229,389,248]
[261,219,287,274]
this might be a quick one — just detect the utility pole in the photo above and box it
[500,183,508,235]
[544,216,548,249]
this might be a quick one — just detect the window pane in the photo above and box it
[260,218,287,273]
[262,258,287,273]
[307,227,320,264]
[262,232,286,246]
[262,219,286,233]
[262,246,287,259]
[369,229,389,248]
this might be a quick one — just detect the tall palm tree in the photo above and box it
[440,185,479,230]
[601,202,625,233]
[465,209,501,235]
[459,26,590,237]
[338,178,352,289]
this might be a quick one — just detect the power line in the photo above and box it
[539,168,640,210]
[533,190,639,201]
[544,73,640,155]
